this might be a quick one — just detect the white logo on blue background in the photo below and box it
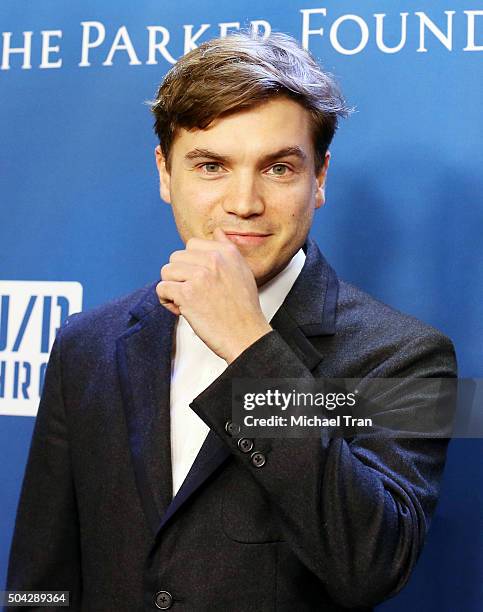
[0,281,83,417]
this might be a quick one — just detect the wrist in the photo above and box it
[225,322,273,364]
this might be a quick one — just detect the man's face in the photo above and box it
[155,96,329,286]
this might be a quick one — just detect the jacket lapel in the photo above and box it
[116,291,176,535]
[116,237,339,536]
[158,429,230,531]
[268,236,338,369]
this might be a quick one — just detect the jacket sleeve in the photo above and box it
[6,327,82,610]
[189,328,457,609]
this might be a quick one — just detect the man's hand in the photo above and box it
[156,228,273,364]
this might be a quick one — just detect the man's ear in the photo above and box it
[314,151,331,209]
[155,145,171,204]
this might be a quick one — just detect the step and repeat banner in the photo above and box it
[1,1,482,609]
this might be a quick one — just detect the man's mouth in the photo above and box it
[223,231,271,246]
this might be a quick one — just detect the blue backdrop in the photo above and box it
[1,1,482,610]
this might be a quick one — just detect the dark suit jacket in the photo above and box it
[6,238,457,611]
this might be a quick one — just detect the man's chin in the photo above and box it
[251,262,280,288]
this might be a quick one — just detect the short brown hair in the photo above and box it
[151,32,350,172]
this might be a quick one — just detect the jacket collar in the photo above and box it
[280,236,338,335]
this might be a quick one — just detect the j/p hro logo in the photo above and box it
[0,281,83,417]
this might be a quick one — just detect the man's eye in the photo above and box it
[201,163,222,173]
[268,164,290,176]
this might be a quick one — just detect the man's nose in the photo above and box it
[221,172,265,217]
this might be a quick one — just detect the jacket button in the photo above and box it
[237,438,254,453]
[251,451,266,468]
[225,420,241,436]
[154,590,173,609]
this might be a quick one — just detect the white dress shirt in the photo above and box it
[169,248,306,496]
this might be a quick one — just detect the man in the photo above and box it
[7,32,456,611]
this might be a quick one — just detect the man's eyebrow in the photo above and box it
[261,146,308,164]
[183,146,308,164]
[184,148,228,162]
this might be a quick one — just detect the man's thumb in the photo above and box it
[213,227,231,243]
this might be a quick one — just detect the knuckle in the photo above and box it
[169,250,182,263]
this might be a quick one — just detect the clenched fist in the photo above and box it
[156,227,273,364]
